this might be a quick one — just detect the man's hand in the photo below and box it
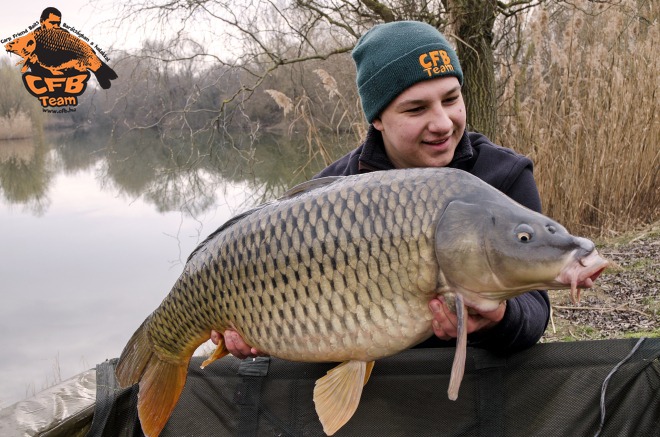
[429,296,506,340]
[211,329,265,359]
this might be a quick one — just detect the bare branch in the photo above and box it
[358,0,396,22]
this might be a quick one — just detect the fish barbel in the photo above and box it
[116,168,608,436]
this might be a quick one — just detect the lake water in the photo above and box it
[0,128,332,408]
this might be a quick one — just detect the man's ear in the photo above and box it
[372,117,383,131]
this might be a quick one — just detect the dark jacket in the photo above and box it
[315,126,551,354]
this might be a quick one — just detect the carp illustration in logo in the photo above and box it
[4,7,117,108]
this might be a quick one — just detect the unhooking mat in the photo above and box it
[86,338,660,437]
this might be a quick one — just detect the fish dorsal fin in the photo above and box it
[186,203,270,262]
[313,360,373,435]
[447,293,468,400]
[279,176,343,200]
[188,176,342,262]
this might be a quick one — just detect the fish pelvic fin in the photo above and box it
[115,318,192,437]
[448,293,467,401]
[313,360,373,435]
[200,336,229,369]
[364,361,375,386]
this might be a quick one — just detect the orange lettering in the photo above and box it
[419,53,432,69]
[439,50,451,65]
[44,77,66,92]
[420,50,453,71]
[25,75,47,94]
[65,75,87,94]
[429,50,440,67]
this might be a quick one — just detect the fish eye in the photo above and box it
[546,225,557,234]
[514,224,534,243]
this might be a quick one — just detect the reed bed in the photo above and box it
[267,2,656,237]
[497,1,659,236]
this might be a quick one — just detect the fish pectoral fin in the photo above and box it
[200,337,229,369]
[313,360,369,435]
[448,293,468,401]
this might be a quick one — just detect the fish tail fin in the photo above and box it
[93,62,118,89]
[116,319,191,437]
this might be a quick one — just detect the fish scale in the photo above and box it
[149,171,437,364]
[36,28,91,57]
[116,167,610,436]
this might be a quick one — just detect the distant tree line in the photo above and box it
[1,0,656,234]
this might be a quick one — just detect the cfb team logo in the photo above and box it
[3,7,117,110]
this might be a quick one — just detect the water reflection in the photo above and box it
[0,135,52,215]
[1,127,333,216]
[0,127,347,408]
[0,126,336,213]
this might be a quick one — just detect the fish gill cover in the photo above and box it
[3,6,118,112]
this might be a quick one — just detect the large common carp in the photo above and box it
[116,168,608,436]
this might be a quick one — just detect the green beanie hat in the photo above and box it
[352,21,464,123]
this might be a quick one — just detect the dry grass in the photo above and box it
[265,71,366,176]
[543,221,660,342]
[497,0,659,236]
[276,1,658,237]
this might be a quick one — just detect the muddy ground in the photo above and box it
[542,223,660,342]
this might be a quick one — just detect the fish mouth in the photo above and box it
[555,249,609,304]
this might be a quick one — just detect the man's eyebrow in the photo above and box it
[395,98,428,108]
[394,86,462,108]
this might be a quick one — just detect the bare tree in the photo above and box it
[117,1,639,139]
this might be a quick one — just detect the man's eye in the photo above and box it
[405,106,424,113]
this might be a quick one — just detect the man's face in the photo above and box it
[372,76,466,169]
[41,13,61,29]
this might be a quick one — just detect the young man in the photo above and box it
[218,21,550,358]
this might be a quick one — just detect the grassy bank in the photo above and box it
[543,221,660,342]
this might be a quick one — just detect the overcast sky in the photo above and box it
[0,0,163,59]
[1,0,234,64]
[1,1,108,40]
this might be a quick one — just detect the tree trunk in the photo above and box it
[450,0,498,138]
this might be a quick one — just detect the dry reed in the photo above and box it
[497,0,659,236]
[270,2,656,236]
[265,69,367,173]
[264,89,293,117]
[265,88,334,173]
